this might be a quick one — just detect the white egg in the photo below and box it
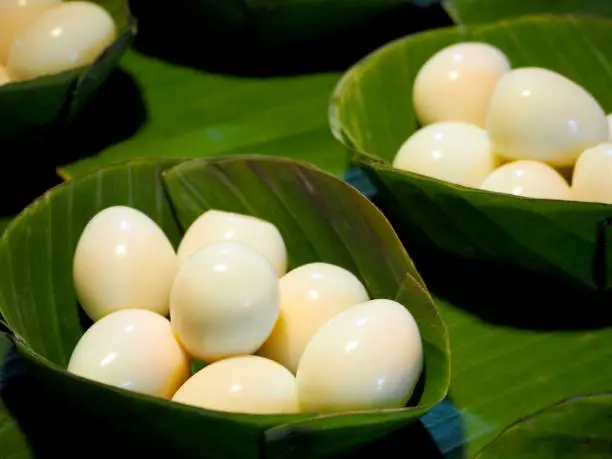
[487,67,609,167]
[73,206,178,321]
[172,356,299,414]
[0,65,10,86]
[392,121,497,188]
[177,210,287,277]
[480,160,570,200]
[170,241,279,363]
[296,299,423,413]
[0,0,59,65]
[7,1,116,81]
[607,114,612,141]
[68,309,190,399]
[571,142,612,204]
[257,262,370,374]
[413,42,511,128]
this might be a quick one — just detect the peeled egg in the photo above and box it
[0,65,10,86]
[0,0,60,65]
[258,262,370,374]
[413,42,511,127]
[297,299,423,413]
[177,210,287,277]
[571,143,612,204]
[172,356,299,414]
[392,121,497,187]
[68,309,190,399]
[487,67,609,167]
[170,241,279,363]
[7,1,116,81]
[480,160,570,200]
[73,206,178,321]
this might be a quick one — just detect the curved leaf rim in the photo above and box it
[328,14,612,210]
[0,156,450,433]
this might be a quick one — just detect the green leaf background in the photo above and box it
[476,393,612,459]
[4,0,612,458]
[443,0,612,25]
[0,157,449,459]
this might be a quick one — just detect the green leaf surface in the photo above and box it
[475,393,612,458]
[0,333,32,459]
[426,295,612,457]
[0,157,449,459]
[0,0,134,140]
[59,51,347,179]
[443,0,612,25]
[0,218,11,237]
[330,15,612,291]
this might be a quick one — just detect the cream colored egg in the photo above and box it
[480,160,570,200]
[413,42,511,127]
[607,114,612,141]
[0,65,10,86]
[68,309,190,399]
[170,241,279,363]
[7,1,116,81]
[73,206,178,321]
[0,0,60,65]
[571,142,612,204]
[177,210,287,277]
[487,67,609,167]
[296,299,423,413]
[257,262,370,374]
[392,121,497,187]
[172,356,299,414]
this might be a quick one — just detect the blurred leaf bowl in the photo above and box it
[330,14,612,293]
[0,156,450,459]
[0,0,135,141]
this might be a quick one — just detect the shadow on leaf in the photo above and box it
[130,2,454,77]
[389,235,612,332]
[0,68,146,217]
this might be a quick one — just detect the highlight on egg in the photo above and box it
[67,206,427,416]
[480,160,571,200]
[0,0,60,66]
[571,142,612,204]
[486,67,608,167]
[170,240,280,363]
[73,205,178,321]
[258,262,370,374]
[176,209,287,276]
[172,356,299,414]
[413,42,511,128]
[296,299,424,413]
[67,309,190,399]
[8,1,117,81]
[392,121,497,188]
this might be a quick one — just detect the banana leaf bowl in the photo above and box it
[0,156,450,459]
[0,0,135,142]
[329,14,612,297]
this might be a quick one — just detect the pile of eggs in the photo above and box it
[67,206,424,415]
[0,0,116,86]
[393,42,612,204]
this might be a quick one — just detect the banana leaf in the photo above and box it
[330,15,612,292]
[475,393,612,458]
[443,0,612,25]
[0,156,449,459]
